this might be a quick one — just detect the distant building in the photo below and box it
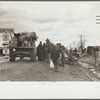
[0,28,14,47]
[87,46,100,56]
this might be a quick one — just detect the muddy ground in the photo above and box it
[0,57,99,81]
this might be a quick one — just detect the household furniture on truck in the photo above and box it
[9,32,38,62]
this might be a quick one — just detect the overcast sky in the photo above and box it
[0,2,100,47]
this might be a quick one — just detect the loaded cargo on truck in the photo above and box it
[0,28,38,62]
[9,31,38,62]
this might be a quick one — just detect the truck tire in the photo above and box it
[30,50,36,62]
[10,52,15,62]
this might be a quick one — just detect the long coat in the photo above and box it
[51,47,60,65]
[37,44,43,61]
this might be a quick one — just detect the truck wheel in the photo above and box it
[30,50,36,62]
[10,52,15,62]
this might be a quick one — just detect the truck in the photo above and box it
[9,32,38,62]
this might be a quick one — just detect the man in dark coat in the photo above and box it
[51,45,60,71]
[68,49,73,64]
[37,41,43,61]
[74,48,77,54]
[60,47,65,67]
[42,43,46,61]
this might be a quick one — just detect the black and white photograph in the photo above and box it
[0,2,100,82]
[0,1,100,99]
[0,1,100,82]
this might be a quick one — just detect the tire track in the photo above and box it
[78,62,100,81]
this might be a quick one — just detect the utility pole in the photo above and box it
[77,34,86,51]
[80,34,83,50]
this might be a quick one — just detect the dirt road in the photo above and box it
[0,57,99,81]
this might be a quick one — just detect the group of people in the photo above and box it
[37,39,66,71]
[36,38,82,71]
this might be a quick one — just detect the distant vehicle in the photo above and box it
[65,50,79,65]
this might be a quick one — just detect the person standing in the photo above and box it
[42,43,46,61]
[51,45,60,71]
[37,41,43,61]
[60,47,65,67]
[68,49,73,65]
[74,47,77,54]
[45,39,52,63]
